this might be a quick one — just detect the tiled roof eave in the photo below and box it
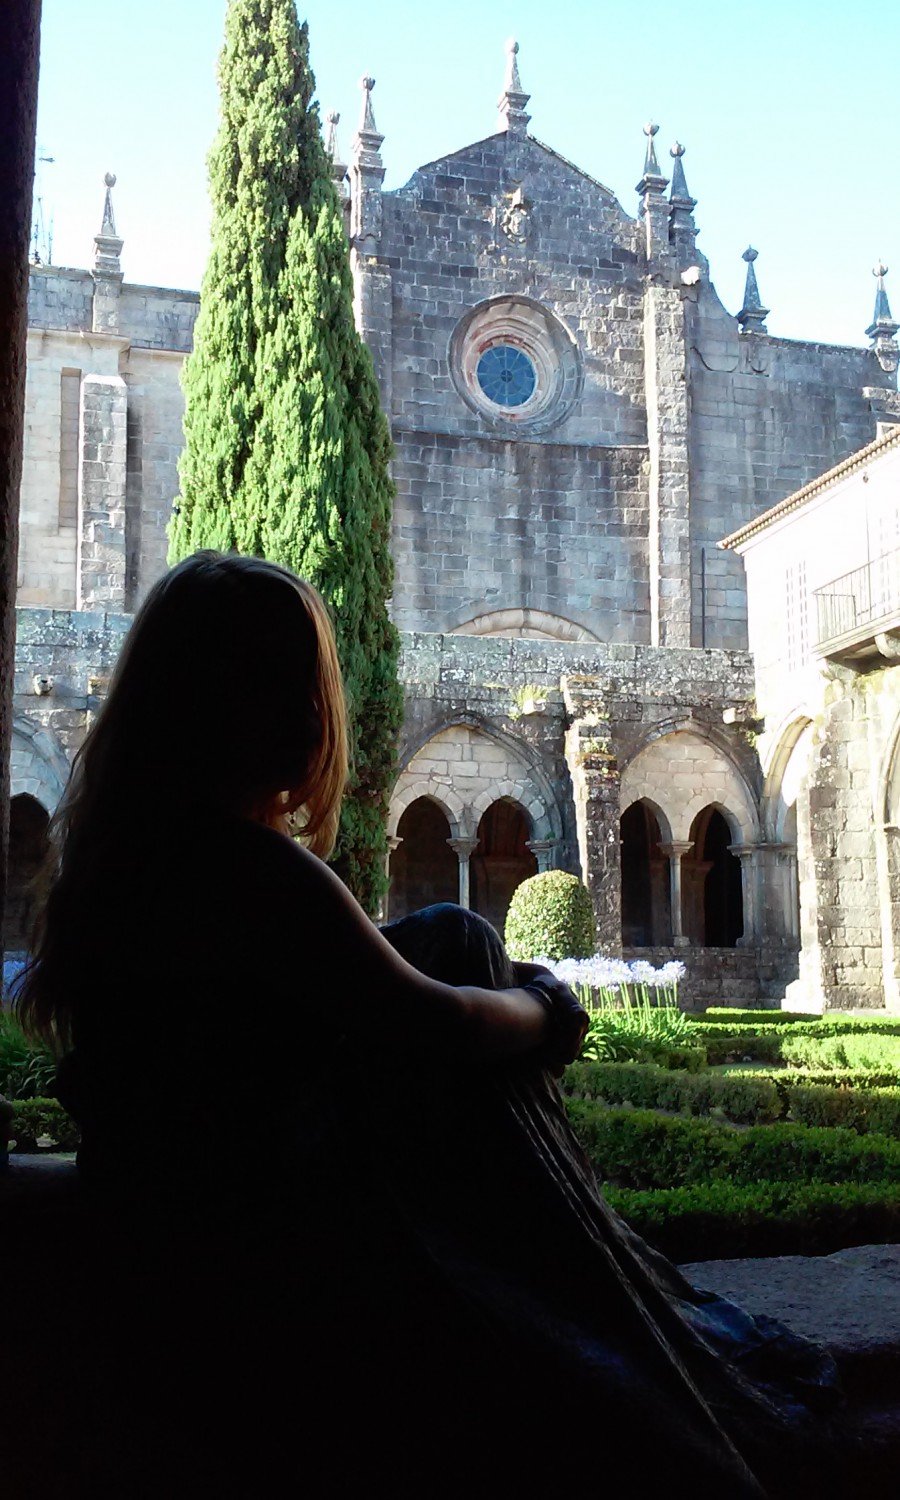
[720,424,900,551]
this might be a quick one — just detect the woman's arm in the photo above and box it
[266,832,585,1063]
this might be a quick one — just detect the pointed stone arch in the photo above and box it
[449,607,599,643]
[620,728,759,847]
[388,780,465,839]
[761,712,814,842]
[10,716,70,813]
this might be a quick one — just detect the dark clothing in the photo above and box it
[51,825,850,1498]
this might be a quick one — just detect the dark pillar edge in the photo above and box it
[0,1,43,951]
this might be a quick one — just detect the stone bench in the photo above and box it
[4,1157,899,1491]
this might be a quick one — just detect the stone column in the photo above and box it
[91,174,124,336]
[562,676,622,954]
[729,845,760,947]
[447,837,478,910]
[350,77,392,412]
[643,281,691,648]
[880,825,900,1012]
[658,841,693,947]
[526,838,557,873]
[753,842,799,944]
[76,374,128,611]
[636,124,691,648]
[382,834,401,923]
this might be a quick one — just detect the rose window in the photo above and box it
[475,345,537,408]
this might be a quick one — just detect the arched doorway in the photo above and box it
[389,798,458,921]
[471,799,537,935]
[685,806,744,947]
[6,794,50,952]
[620,800,671,946]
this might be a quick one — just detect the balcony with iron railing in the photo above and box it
[813,545,900,663]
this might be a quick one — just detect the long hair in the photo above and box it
[18,552,348,1048]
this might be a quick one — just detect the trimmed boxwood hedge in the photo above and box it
[786,1083,900,1136]
[726,1066,900,1091]
[605,1180,900,1261]
[699,1032,786,1066]
[563,1060,782,1124]
[563,1060,900,1135]
[698,1027,900,1069]
[689,1016,900,1039]
[564,1102,900,1190]
[691,1009,821,1026]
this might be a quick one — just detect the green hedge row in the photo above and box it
[727,1066,900,1090]
[690,1009,820,1026]
[563,1060,900,1135]
[564,1102,900,1190]
[781,1032,900,1071]
[700,1028,900,1069]
[563,1061,782,1124]
[688,1015,900,1039]
[605,1179,900,1261]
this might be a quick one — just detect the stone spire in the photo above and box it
[668,141,697,254]
[737,246,769,334]
[351,76,385,246]
[636,123,670,259]
[324,108,349,206]
[497,37,531,135]
[636,121,669,197]
[866,261,900,374]
[92,172,124,334]
[93,171,122,276]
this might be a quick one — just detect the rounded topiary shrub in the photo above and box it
[504,871,595,961]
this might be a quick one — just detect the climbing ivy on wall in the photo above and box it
[169,0,401,914]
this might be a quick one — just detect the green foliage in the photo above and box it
[504,871,595,961]
[9,1098,79,1152]
[780,1031,900,1072]
[580,996,695,1066]
[169,1,401,914]
[563,1103,900,1190]
[691,1009,821,1025]
[563,1060,782,1125]
[0,1012,56,1100]
[701,1032,786,1066]
[786,1083,900,1136]
[689,1015,900,1038]
[605,1180,900,1261]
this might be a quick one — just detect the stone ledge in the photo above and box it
[2,1159,898,1484]
[680,1243,900,1398]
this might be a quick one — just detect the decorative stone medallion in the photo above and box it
[499,186,533,244]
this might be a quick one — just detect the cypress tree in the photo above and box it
[170,0,402,914]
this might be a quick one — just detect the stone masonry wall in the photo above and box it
[21,266,198,609]
[397,631,767,955]
[796,666,900,1011]
[392,436,649,639]
[12,607,131,811]
[375,133,650,640]
[687,285,882,652]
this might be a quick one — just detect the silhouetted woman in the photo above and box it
[17,553,849,1499]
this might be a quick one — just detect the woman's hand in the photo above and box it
[513,963,589,1072]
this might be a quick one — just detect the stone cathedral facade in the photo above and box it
[10,44,900,1006]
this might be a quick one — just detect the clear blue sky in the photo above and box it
[34,0,900,348]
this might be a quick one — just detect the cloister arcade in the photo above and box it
[387,721,562,931]
[617,728,760,950]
